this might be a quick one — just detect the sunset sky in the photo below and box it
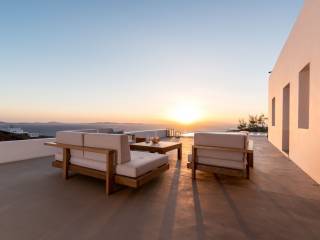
[1,0,303,125]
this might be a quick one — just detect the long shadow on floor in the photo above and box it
[157,159,181,240]
[192,181,206,239]
[215,174,255,240]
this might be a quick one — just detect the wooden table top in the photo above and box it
[130,141,181,150]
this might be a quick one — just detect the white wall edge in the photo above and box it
[0,138,56,164]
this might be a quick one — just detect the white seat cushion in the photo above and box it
[188,154,245,170]
[70,157,106,172]
[116,151,168,178]
[67,151,168,178]
[55,153,63,161]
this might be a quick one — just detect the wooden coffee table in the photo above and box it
[130,141,182,160]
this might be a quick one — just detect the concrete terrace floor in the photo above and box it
[1,137,320,240]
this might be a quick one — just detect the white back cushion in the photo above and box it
[83,133,131,164]
[55,131,84,158]
[194,132,247,162]
[56,131,84,145]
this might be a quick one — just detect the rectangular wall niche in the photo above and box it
[298,64,310,129]
[272,97,276,126]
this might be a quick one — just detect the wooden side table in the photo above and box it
[130,141,182,160]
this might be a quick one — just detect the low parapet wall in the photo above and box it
[0,129,170,164]
[0,138,56,164]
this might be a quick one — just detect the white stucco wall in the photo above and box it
[0,138,56,164]
[269,0,320,183]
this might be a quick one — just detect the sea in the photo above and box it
[0,122,235,137]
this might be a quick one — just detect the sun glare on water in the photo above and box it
[168,102,203,125]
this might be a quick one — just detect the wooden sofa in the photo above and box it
[187,132,250,179]
[46,131,169,195]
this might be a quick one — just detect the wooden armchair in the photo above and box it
[187,132,250,179]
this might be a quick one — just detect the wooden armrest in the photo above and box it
[247,140,253,150]
[44,142,116,154]
[193,145,247,153]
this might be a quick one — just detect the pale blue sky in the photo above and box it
[0,0,303,124]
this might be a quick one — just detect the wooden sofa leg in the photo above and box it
[63,148,70,180]
[192,146,196,180]
[246,164,250,179]
[106,151,116,195]
[106,174,113,195]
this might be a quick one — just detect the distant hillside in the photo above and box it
[0,131,51,142]
[0,131,31,141]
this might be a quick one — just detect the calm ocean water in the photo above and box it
[0,122,234,137]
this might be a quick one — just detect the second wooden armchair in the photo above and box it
[187,132,250,179]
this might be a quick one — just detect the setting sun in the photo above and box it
[167,102,203,125]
